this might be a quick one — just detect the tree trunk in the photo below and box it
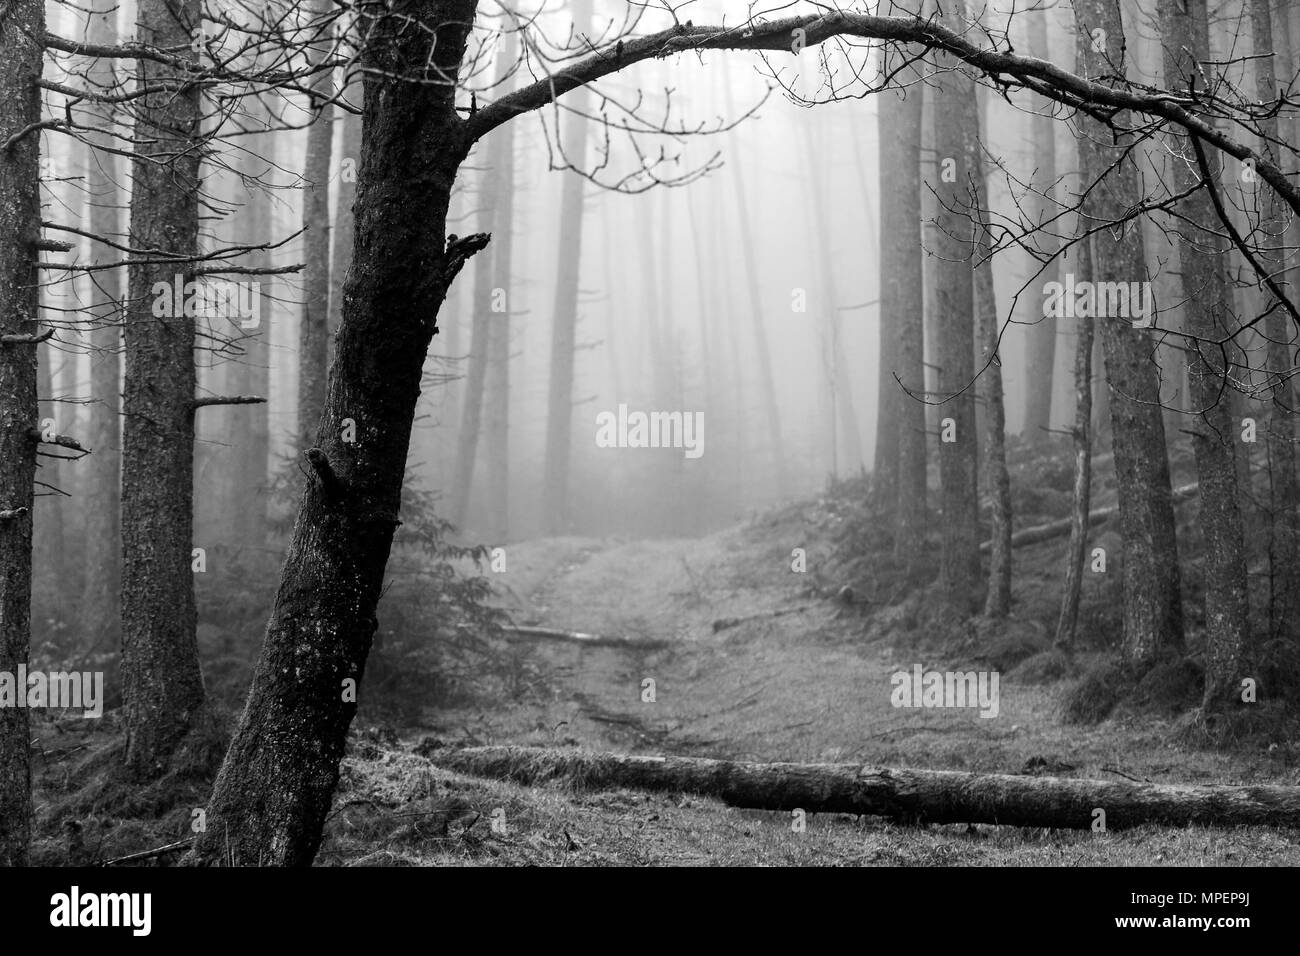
[483,28,518,544]
[888,84,927,563]
[1072,0,1184,668]
[78,0,123,653]
[1019,6,1060,443]
[427,745,1300,830]
[541,0,592,534]
[1159,0,1252,715]
[188,0,484,866]
[723,80,787,500]
[449,197,493,531]
[928,0,982,613]
[121,0,206,778]
[1056,238,1095,648]
[297,0,335,448]
[329,102,362,364]
[0,0,43,867]
[1249,0,1300,650]
[971,125,1012,619]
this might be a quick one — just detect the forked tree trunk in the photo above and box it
[0,0,43,867]
[121,0,206,778]
[1159,0,1251,714]
[428,745,1300,830]
[188,0,484,866]
[1072,0,1184,667]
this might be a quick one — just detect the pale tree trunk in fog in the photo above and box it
[541,0,592,534]
[450,191,494,530]
[0,0,42,865]
[298,0,335,448]
[1250,0,1300,649]
[1159,0,1251,714]
[801,124,864,477]
[36,340,68,603]
[80,0,123,652]
[928,0,982,613]
[1056,238,1095,649]
[1019,5,1059,443]
[483,30,516,543]
[972,135,1012,619]
[330,106,362,367]
[882,84,928,561]
[189,1,484,865]
[227,126,273,548]
[121,0,206,778]
[1073,0,1184,667]
[723,78,787,500]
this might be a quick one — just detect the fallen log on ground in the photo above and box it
[981,482,1197,554]
[498,625,669,650]
[423,745,1300,831]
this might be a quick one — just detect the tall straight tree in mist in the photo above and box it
[542,0,592,535]
[928,0,981,613]
[0,0,43,866]
[1072,0,1184,667]
[1249,0,1300,648]
[1019,4,1060,443]
[876,77,926,555]
[79,0,123,651]
[1159,0,1251,714]
[120,0,207,778]
[483,26,517,543]
[298,0,336,447]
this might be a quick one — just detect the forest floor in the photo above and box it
[30,442,1300,866]
[317,475,1300,866]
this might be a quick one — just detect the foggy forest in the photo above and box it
[2,0,1300,887]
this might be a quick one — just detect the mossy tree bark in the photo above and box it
[0,0,43,867]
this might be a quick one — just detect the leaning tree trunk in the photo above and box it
[1072,0,1184,668]
[0,0,43,867]
[428,745,1300,830]
[187,0,485,866]
[1056,237,1095,649]
[541,0,592,535]
[927,0,982,614]
[1160,0,1252,715]
[297,0,335,448]
[120,0,206,779]
[79,0,124,654]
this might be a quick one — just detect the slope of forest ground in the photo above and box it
[27,438,1300,865]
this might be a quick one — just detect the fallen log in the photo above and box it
[981,482,1197,554]
[498,625,669,650]
[424,745,1300,831]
